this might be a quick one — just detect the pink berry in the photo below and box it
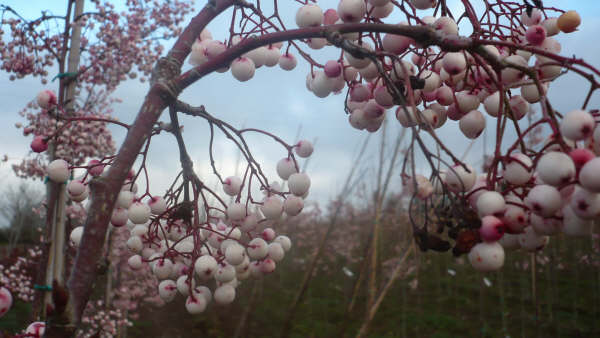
[324,60,342,78]
[87,159,105,176]
[525,25,547,45]
[260,258,276,274]
[25,322,46,337]
[0,287,13,318]
[569,148,595,172]
[479,215,506,242]
[30,136,48,153]
[323,9,339,25]
[223,176,242,196]
[262,228,276,241]
[36,90,57,109]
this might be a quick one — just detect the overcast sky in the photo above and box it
[0,1,599,218]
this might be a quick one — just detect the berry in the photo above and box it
[36,90,57,109]
[129,201,151,224]
[247,238,268,260]
[525,25,547,45]
[158,280,178,302]
[149,196,167,215]
[268,242,285,262]
[442,52,466,75]
[503,153,533,185]
[295,140,314,158]
[261,196,283,219]
[25,322,46,337]
[560,110,595,141]
[459,110,486,139]
[223,176,242,196]
[214,285,236,305]
[116,190,135,209]
[69,226,84,247]
[476,191,506,217]
[231,57,255,82]
[288,172,311,196]
[185,294,207,314]
[283,195,304,216]
[468,242,505,272]
[279,53,297,71]
[446,164,477,192]
[128,255,144,270]
[227,203,246,221]
[215,264,236,283]
[337,0,366,23]
[47,159,70,183]
[30,136,47,153]
[521,8,542,26]
[296,4,323,28]
[579,157,600,192]
[87,159,105,176]
[557,10,581,33]
[225,244,246,266]
[479,216,506,242]
[525,184,561,217]
[195,255,218,279]
[0,287,12,318]
[536,151,575,186]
